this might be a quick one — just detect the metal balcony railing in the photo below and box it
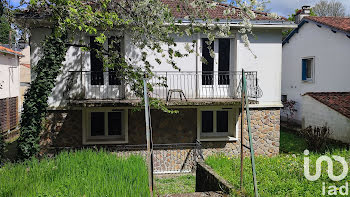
[66,71,262,101]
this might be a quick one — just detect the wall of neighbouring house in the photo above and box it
[302,95,350,143]
[0,53,20,132]
[30,28,283,109]
[41,107,280,157]
[282,22,350,123]
[20,45,31,110]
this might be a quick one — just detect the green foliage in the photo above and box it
[0,16,12,44]
[206,130,349,196]
[279,128,307,154]
[17,35,67,160]
[0,132,5,164]
[0,149,149,196]
[282,8,317,39]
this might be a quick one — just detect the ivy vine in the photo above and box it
[17,34,67,160]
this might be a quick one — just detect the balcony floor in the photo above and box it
[68,98,258,107]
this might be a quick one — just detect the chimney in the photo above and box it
[295,6,311,24]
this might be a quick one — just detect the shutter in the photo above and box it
[302,59,307,81]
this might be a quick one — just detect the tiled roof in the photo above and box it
[305,92,350,119]
[161,0,286,21]
[21,63,31,68]
[304,16,350,33]
[0,46,23,56]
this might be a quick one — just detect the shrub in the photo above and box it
[300,125,331,151]
[282,99,297,123]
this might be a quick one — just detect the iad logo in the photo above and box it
[304,149,348,181]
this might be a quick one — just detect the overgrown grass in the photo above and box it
[206,130,350,196]
[0,149,149,196]
[155,174,195,195]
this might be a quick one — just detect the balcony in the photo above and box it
[66,71,262,105]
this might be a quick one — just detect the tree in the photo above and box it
[313,0,346,17]
[9,0,276,159]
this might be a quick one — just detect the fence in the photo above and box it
[0,97,18,132]
[67,71,261,101]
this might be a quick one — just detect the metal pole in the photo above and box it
[143,78,153,196]
[242,70,259,197]
[240,69,245,192]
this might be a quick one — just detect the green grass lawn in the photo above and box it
[155,174,195,195]
[0,149,149,197]
[206,129,350,197]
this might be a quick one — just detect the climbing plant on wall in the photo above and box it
[17,35,67,159]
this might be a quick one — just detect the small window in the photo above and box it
[281,95,287,103]
[302,58,314,82]
[85,109,128,144]
[200,110,231,137]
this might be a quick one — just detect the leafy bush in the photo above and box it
[0,149,150,196]
[282,99,297,123]
[300,125,331,152]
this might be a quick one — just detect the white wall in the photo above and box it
[302,95,350,143]
[0,54,20,99]
[237,29,283,105]
[30,28,284,108]
[282,22,350,122]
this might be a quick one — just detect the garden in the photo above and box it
[206,129,350,196]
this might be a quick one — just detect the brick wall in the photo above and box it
[0,97,18,132]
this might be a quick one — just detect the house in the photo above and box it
[0,46,23,133]
[282,6,350,125]
[16,1,295,172]
[19,45,31,110]
[302,92,350,143]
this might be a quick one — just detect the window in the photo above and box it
[302,58,314,82]
[281,95,287,103]
[84,109,128,144]
[201,38,214,85]
[198,108,237,140]
[108,36,123,85]
[90,36,104,85]
[201,38,232,85]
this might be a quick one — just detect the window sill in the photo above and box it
[199,136,237,142]
[83,138,128,145]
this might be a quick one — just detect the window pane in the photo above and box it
[306,59,312,79]
[108,36,122,85]
[217,111,228,132]
[91,112,105,136]
[90,36,104,85]
[202,38,214,85]
[108,112,122,136]
[219,39,230,85]
[202,111,213,133]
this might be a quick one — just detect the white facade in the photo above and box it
[30,28,284,109]
[282,21,350,122]
[0,52,20,100]
[302,95,350,143]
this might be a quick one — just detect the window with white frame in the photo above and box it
[198,108,237,140]
[83,109,128,144]
[302,57,314,82]
[201,38,233,85]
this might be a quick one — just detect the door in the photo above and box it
[85,36,124,99]
[199,38,233,98]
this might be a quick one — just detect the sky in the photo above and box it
[8,0,350,17]
[265,0,350,17]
